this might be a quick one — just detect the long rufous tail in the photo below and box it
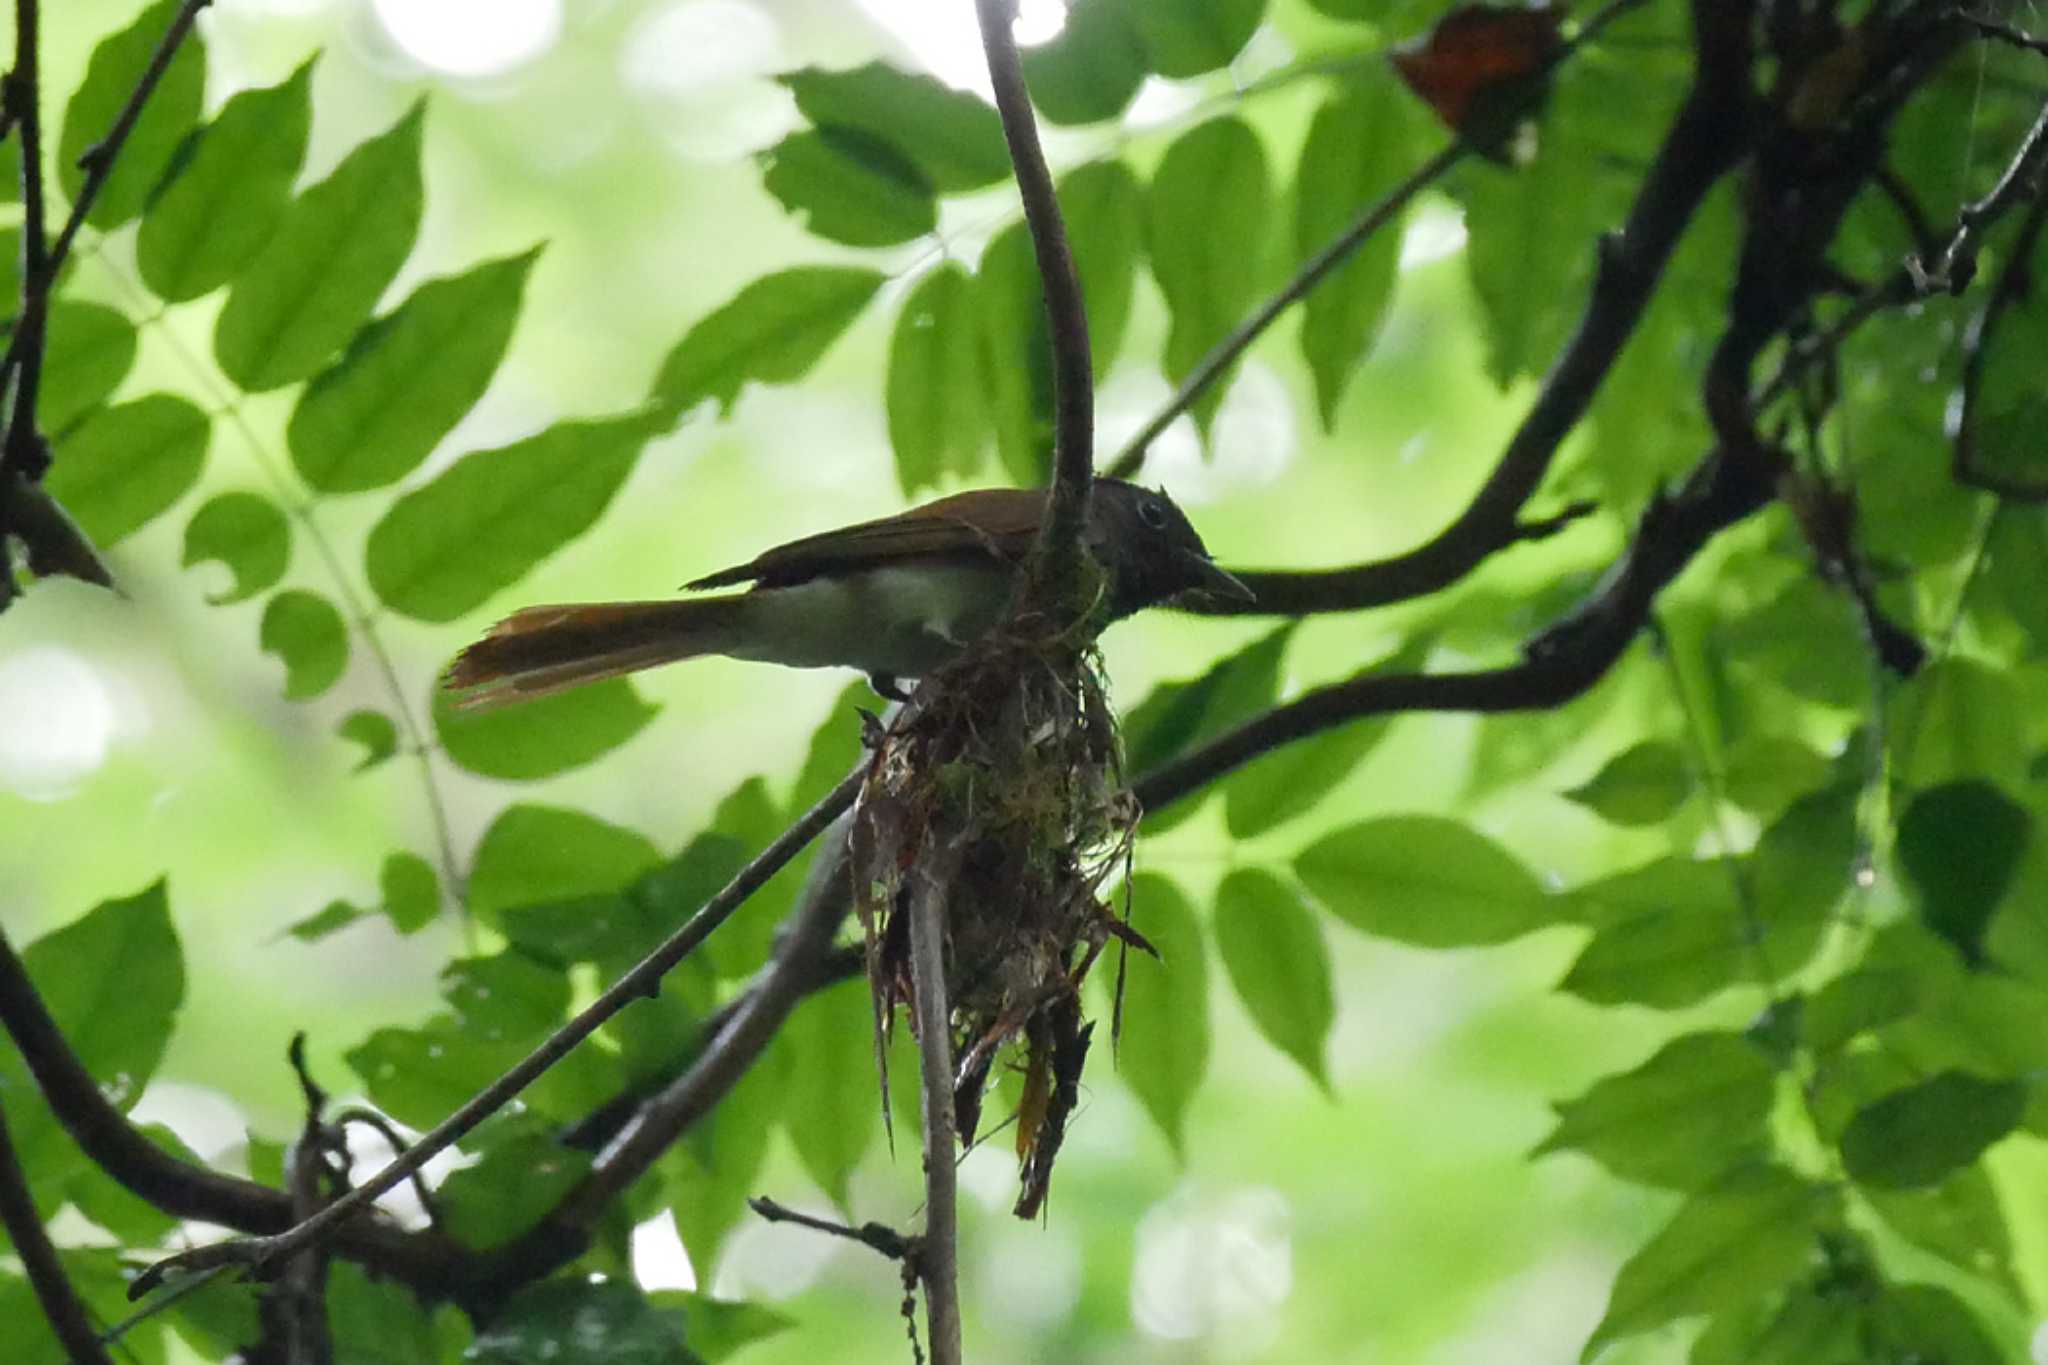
[443,598,746,709]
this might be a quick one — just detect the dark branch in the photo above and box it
[1184,0,1757,616]
[974,0,1093,602]
[748,1197,913,1263]
[0,922,466,1288]
[0,1093,114,1365]
[131,770,862,1300]
[905,847,964,1365]
[479,812,857,1287]
[1955,188,2048,500]
[45,0,211,279]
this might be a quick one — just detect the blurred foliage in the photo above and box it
[2,1,2048,1363]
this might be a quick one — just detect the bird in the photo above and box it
[444,479,1250,709]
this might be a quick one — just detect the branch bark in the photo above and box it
[974,0,1093,604]
[130,769,862,1300]
[1179,0,1756,617]
[905,848,964,1365]
[0,1092,114,1364]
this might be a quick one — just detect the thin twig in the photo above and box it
[905,850,964,1365]
[2,0,50,491]
[129,769,862,1300]
[1104,0,1654,483]
[46,0,211,278]
[1965,11,2048,59]
[973,0,1093,602]
[0,1093,115,1364]
[748,1196,913,1262]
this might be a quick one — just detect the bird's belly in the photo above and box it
[730,564,1012,676]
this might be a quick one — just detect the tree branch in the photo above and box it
[0,1092,114,1365]
[905,847,963,1365]
[0,921,465,1288]
[974,0,1093,602]
[130,770,863,1300]
[1180,0,1756,616]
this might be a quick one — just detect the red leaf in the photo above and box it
[1391,4,1567,135]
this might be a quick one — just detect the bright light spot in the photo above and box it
[132,1082,246,1162]
[1115,362,1295,502]
[633,1212,699,1291]
[713,1203,838,1300]
[1131,1185,1292,1345]
[1400,202,1469,270]
[0,646,115,799]
[979,1220,1082,1328]
[853,0,1065,95]
[372,0,562,78]
[1124,77,1205,131]
[2031,1320,2048,1365]
[623,0,795,161]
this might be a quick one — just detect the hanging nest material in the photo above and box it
[850,596,1147,1219]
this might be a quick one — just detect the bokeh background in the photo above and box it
[7,2,2047,1361]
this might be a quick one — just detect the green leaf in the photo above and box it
[1721,733,1832,815]
[46,394,210,545]
[65,1122,197,1244]
[1802,968,1917,1052]
[164,1263,263,1358]
[443,951,571,1046]
[338,710,399,772]
[329,1262,440,1365]
[1895,779,2031,964]
[1688,1283,1862,1365]
[661,1033,788,1277]
[1061,160,1144,373]
[433,676,660,781]
[1864,1166,2024,1300]
[214,103,426,392]
[1749,781,1859,976]
[1866,1284,2006,1365]
[139,61,313,302]
[1560,859,1749,1009]
[697,780,792,979]
[1220,640,1427,839]
[1296,816,1551,948]
[367,414,658,622]
[1021,0,1146,125]
[1583,1164,1831,1362]
[1965,394,2048,496]
[468,1279,693,1365]
[647,1293,792,1364]
[42,302,137,435]
[285,900,367,942]
[382,851,440,933]
[1886,657,2027,793]
[1147,117,1271,432]
[467,804,660,929]
[290,248,540,493]
[0,882,183,1183]
[979,222,1056,484]
[1296,78,1414,428]
[780,62,1009,191]
[440,1135,594,1249]
[1838,1070,2026,1189]
[761,129,936,247]
[886,263,987,494]
[259,589,348,699]
[58,0,206,229]
[1212,868,1334,1085]
[1563,740,1695,826]
[1119,874,1210,1156]
[181,491,290,604]
[781,979,878,1209]
[1535,1033,1776,1190]
[1986,508,2048,652]
[653,266,885,420]
[1126,623,1292,831]
[1129,0,1265,78]
[1724,576,1869,709]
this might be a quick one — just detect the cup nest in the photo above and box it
[851,605,1144,1218]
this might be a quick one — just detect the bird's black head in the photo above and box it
[1087,479,1253,619]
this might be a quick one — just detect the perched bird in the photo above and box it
[445,479,1250,708]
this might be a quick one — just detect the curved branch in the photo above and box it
[1176,0,1756,617]
[0,1093,113,1364]
[131,770,863,1300]
[975,0,1093,597]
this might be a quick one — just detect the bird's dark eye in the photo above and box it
[1137,499,1169,530]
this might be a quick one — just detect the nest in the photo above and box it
[850,602,1145,1218]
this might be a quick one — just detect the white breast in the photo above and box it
[723,563,1012,676]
